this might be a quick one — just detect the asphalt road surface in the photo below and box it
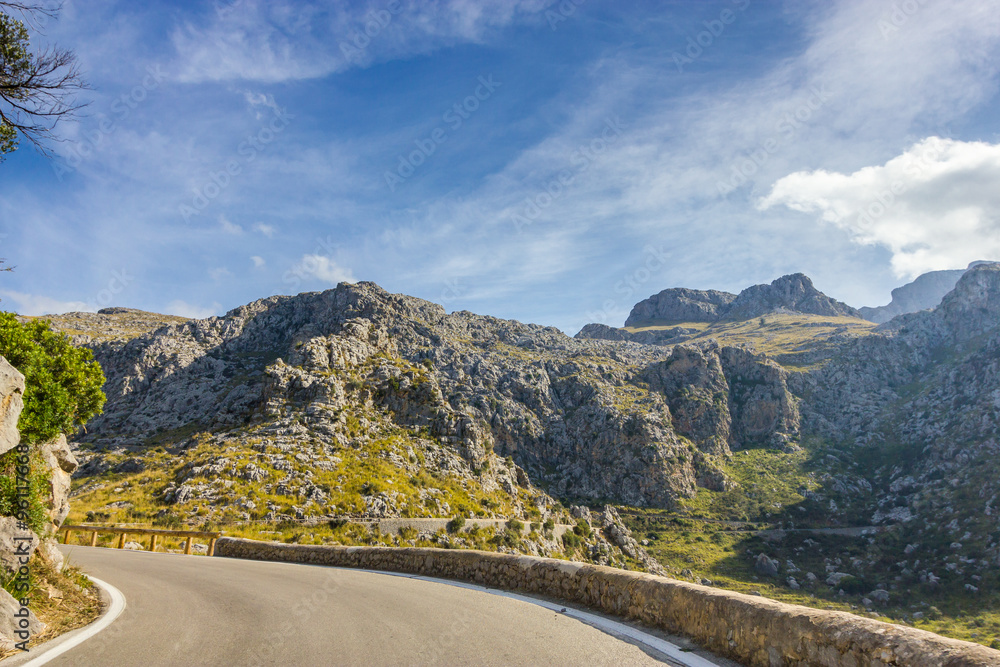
[24,546,730,666]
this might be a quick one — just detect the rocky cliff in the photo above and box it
[790,264,1000,600]
[859,261,998,324]
[624,288,736,327]
[623,273,859,328]
[0,357,81,653]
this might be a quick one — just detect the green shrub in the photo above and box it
[446,516,466,533]
[542,518,555,533]
[0,450,50,534]
[573,519,592,538]
[507,518,523,533]
[562,532,582,550]
[0,314,106,445]
[836,575,868,595]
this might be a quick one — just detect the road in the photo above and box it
[15,546,733,666]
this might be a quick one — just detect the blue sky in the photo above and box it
[1,0,999,333]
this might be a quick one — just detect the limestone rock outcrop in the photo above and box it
[723,273,860,320]
[623,273,859,328]
[40,434,78,547]
[624,288,736,327]
[0,357,24,456]
[859,261,998,324]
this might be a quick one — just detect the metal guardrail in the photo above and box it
[61,524,221,556]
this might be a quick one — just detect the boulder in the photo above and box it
[40,434,78,530]
[0,517,39,575]
[0,588,44,653]
[754,553,779,577]
[0,357,25,456]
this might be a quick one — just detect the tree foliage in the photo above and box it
[0,2,86,161]
[0,313,105,445]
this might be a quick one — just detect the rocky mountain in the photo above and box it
[787,264,1000,602]
[623,273,859,328]
[624,288,736,327]
[46,265,1000,646]
[70,284,800,512]
[859,261,998,324]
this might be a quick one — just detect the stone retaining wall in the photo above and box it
[215,537,1000,667]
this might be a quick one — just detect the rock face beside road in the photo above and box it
[0,357,43,652]
[0,358,24,456]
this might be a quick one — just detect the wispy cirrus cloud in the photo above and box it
[170,0,557,83]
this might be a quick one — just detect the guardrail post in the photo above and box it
[117,532,126,549]
[63,529,73,545]
[148,535,158,552]
[184,536,194,555]
[208,537,217,557]
[90,531,98,547]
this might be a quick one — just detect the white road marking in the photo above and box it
[15,576,126,667]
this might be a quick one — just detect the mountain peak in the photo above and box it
[624,273,859,328]
[723,273,860,321]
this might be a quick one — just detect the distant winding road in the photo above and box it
[10,546,733,666]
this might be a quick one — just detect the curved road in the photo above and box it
[17,546,731,666]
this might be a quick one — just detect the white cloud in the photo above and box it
[170,0,557,83]
[219,215,243,235]
[210,267,234,281]
[251,255,266,268]
[0,291,91,316]
[291,254,355,284]
[758,137,1000,278]
[166,300,222,319]
[253,223,276,237]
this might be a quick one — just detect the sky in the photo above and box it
[1,0,999,334]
